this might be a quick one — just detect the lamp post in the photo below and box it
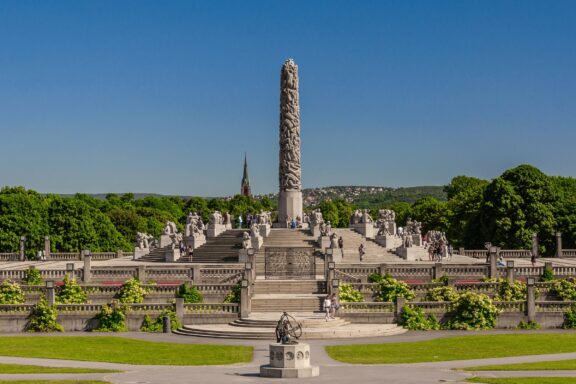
[19,236,27,261]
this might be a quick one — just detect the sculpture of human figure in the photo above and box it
[242,232,251,249]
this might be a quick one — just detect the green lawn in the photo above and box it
[467,378,576,384]
[325,334,576,364]
[0,364,118,374]
[0,337,252,366]
[0,381,109,384]
[465,360,576,371]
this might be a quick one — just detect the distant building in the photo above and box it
[241,154,252,197]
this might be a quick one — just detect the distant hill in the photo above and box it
[58,185,447,208]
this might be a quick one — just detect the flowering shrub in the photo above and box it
[223,283,241,304]
[400,306,440,330]
[0,280,25,304]
[95,304,127,332]
[425,286,459,302]
[339,283,364,303]
[116,278,149,304]
[140,308,182,332]
[22,267,42,285]
[447,292,500,330]
[370,274,415,302]
[56,276,87,304]
[551,278,576,301]
[27,299,63,332]
[176,283,203,303]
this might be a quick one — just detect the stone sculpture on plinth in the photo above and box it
[260,312,319,378]
[277,59,303,227]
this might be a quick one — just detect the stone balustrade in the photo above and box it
[339,302,394,313]
[184,303,239,314]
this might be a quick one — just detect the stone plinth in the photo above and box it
[351,223,375,239]
[238,249,251,263]
[183,235,206,249]
[278,191,303,228]
[133,248,150,260]
[159,234,173,248]
[259,224,271,238]
[207,224,226,238]
[311,225,321,238]
[331,248,343,263]
[412,234,422,247]
[165,248,181,262]
[319,236,330,250]
[260,343,319,378]
[396,247,420,261]
[251,236,264,251]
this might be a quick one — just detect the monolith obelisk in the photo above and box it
[277,58,303,227]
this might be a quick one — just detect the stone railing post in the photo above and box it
[556,232,563,258]
[83,253,92,283]
[19,236,26,261]
[44,236,51,260]
[116,250,122,258]
[190,265,198,283]
[137,265,146,283]
[240,279,251,319]
[526,277,536,322]
[506,260,515,284]
[488,247,498,278]
[395,296,406,320]
[175,298,184,322]
[458,247,464,256]
[531,233,539,257]
[331,278,340,298]
[379,263,387,276]
[433,263,443,280]
[45,281,55,306]
[327,263,335,295]
[545,262,553,277]
[324,249,333,281]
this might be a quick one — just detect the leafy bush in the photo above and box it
[27,298,63,332]
[494,280,527,301]
[399,306,440,330]
[56,276,87,304]
[22,267,43,285]
[517,320,541,330]
[447,292,500,330]
[541,266,555,282]
[339,283,364,303]
[432,275,450,286]
[140,308,182,332]
[94,303,127,332]
[116,278,149,304]
[0,280,25,304]
[176,283,203,303]
[425,286,459,302]
[371,274,415,302]
[223,283,241,304]
[551,278,576,301]
[563,304,576,329]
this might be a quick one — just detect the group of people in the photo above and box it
[323,293,340,321]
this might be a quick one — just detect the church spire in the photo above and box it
[241,153,252,197]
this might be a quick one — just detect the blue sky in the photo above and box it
[1,0,575,196]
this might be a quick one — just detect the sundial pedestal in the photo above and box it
[260,343,319,378]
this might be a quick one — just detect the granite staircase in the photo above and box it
[182,229,247,263]
[137,245,172,262]
[332,228,402,263]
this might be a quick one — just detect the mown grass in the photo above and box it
[0,337,252,366]
[0,364,119,374]
[467,378,576,384]
[0,381,110,384]
[465,359,576,371]
[325,334,576,364]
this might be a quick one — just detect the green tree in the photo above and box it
[409,197,450,234]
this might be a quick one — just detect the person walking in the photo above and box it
[531,251,536,267]
[358,243,365,262]
[237,214,243,229]
[323,295,332,321]
[338,236,344,258]
[330,293,340,319]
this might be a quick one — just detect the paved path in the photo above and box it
[2,331,576,383]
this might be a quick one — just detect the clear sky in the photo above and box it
[1,0,575,196]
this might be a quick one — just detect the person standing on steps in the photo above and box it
[359,243,365,262]
[330,293,340,319]
[338,236,344,258]
[323,295,332,321]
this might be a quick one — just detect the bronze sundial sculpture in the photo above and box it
[275,312,302,344]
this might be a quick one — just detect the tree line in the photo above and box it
[0,164,574,256]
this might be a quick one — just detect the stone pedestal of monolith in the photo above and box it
[207,224,226,238]
[260,343,319,378]
[165,248,181,262]
[311,225,321,238]
[411,234,422,247]
[133,247,150,260]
